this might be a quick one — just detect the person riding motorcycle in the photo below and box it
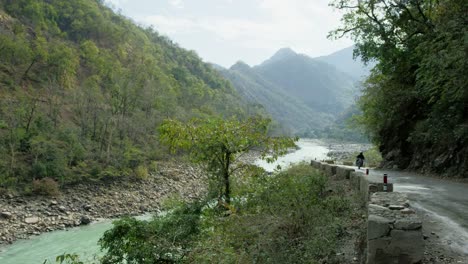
[356,152,365,169]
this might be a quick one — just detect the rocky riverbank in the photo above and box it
[0,161,206,246]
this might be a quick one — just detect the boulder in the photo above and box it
[80,215,92,225]
[58,206,67,213]
[24,217,40,224]
[1,212,13,219]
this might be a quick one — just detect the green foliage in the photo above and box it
[134,165,149,180]
[159,116,296,203]
[0,0,263,191]
[43,253,88,264]
[97,164,353,264]
[54,254,84,264]
[99,200,204,264]
[190,163,350,263]
[219,62,335,135]
[256,49,358,115]
[331,0,468,176]
[318,104,369,142]
[218,48,364,136]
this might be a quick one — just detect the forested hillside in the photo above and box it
[0,0,260,191]
[218,61,333,135]
[332,0,467,177]
[219,48,361,138]
[255,48,357,115]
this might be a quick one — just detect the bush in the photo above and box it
[189,163,349,263]
[134,165,149,180]
[32,177,60,196]
[97,163,353,264]
[99,200,204,264]
[148,161,158,174]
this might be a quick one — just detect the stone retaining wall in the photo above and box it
[310,160,423,264]
[367,193,423,263]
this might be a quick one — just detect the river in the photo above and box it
[0,138,330,264]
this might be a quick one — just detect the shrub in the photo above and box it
[97,163,354,264]
[189,163,349,263]
[148,161,158,174]
[99,200,204,264]
[32,177,60,196]
[134,165,149,180]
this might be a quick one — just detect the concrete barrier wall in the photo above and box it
[310,161,423,263]
[324,165,337,177]
[349,171,394,203]
[336,167,354,180]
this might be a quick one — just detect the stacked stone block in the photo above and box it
[367,192,423,264]
[310,160,423,263]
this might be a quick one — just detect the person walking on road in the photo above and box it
[356,152,365,169]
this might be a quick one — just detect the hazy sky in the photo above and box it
[106,0,353,67]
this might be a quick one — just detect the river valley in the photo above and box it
[0,139,330,263]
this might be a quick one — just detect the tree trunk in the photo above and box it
[25,99,37,133]
[224,151,231,204]
[21,57,37,82]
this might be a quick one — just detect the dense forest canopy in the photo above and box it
[331,0,467,177]
[0,0,265,191]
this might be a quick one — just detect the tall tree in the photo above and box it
[330,0,467,176]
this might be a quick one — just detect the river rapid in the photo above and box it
[0,138,330,264]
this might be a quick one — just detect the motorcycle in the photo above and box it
[355,158,364,169]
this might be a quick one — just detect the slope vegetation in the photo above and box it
[218,62,333,135]
[219,48,359,136]
[0,0,256,190]
[256,48,357,114]
[332,0,467,177]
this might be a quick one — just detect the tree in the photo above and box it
[159,116,296,203]
[329,0,436,65]
[0,0,266,190]
[330,0,468,176]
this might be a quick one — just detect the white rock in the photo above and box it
[24,217,40,224]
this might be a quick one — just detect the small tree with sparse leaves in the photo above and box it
[159,116,296,204]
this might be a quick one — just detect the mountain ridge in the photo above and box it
[315,46,373,80]
[218,46,362,136]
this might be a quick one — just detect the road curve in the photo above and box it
[361,168,468,261]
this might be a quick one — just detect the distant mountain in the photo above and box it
[315,46,374,80]
[259,48,297,67]
[254,49,357,114]
[218,61,333,134]
[217,48,360,136]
